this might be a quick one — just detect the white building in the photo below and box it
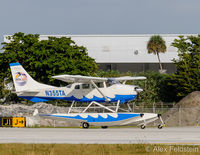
[4,34,196,73]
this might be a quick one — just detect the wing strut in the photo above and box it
[82,101,115,113]
[90,80,110,102]
[68,101,75,114]
[115,100,120,112]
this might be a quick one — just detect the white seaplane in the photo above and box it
[10,62,165,129]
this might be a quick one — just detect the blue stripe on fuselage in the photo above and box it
[19,94,137,103]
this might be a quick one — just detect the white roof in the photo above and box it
[4,34,197,63]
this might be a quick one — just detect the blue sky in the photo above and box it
[0,0,200,45]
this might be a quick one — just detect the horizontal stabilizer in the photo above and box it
[15,89,39,93]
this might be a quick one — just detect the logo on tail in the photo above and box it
[15,72,27,86]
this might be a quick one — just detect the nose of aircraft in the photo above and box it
[134,86,143,93]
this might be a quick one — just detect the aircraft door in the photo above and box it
[81,84,92,96]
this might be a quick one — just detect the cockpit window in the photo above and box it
[106,78,120,87]
[82,84,90,89]
[66,84,72,88]
[75,85,80,89]
[96,82,104,88]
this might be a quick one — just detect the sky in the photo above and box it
[0,0,200,45]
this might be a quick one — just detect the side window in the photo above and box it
[75,85,80,89]
[82,84,90,89]
[106,81,112,87]
[96,82,104,88]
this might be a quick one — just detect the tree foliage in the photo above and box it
[170,35,200,98]
[0,32,98,87]
[147,35,166,71]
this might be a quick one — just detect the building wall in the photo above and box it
[35,34,184,63]
[98,63,176,73]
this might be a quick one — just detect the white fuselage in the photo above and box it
[19,83,138,103]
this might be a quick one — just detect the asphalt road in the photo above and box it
[0,127,199,144]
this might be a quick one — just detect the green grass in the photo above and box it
[0,144,199,155]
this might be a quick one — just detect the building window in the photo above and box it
[106,64,111,70]
[134,50,139,55]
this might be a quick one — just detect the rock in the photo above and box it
[0,102,74,127]
[162,91,200,126]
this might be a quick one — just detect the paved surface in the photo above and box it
[0,127,200,144]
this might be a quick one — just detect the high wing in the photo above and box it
[114,76,146,81]
[52,75,107,83]
[113,76,146,84]
[52,75,110,101]
[52,75,146,83]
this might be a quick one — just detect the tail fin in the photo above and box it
[9,62,53,92]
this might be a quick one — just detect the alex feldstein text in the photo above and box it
[146,145,199,153]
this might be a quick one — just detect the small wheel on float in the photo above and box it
[158,124,163,129]
[101,126,108,129]
[82,122,89,129]
[140,124,146,129]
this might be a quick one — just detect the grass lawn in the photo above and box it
[0,144,199,155]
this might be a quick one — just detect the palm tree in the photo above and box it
[147,35,166,72]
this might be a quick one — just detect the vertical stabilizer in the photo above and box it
[9,62,53,92]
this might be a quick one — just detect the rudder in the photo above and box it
[9,62,53,92]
